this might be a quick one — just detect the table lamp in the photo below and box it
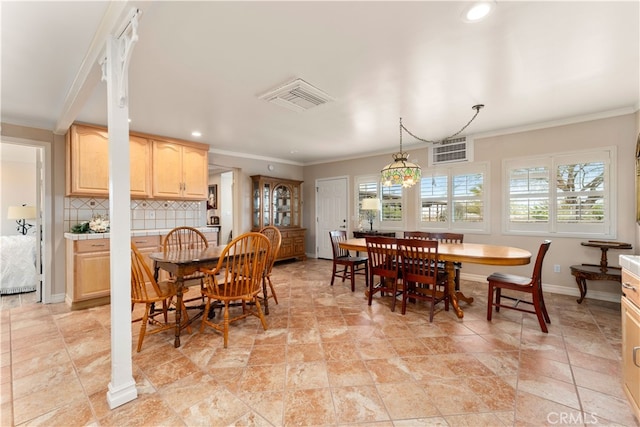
[7,205,37,235]
[361,198,380,231]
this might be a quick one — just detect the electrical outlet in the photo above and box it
[554,264,561,273]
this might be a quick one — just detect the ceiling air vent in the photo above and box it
[258,78,334,112]
[428,136,474,166]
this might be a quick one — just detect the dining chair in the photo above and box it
[397,238,450,321]
[329,230,368,292]
[163,226,209,304]
[199,232,271,348]
[486,240,552,333]
[131,242,190,352]
[259,225,282,305]
[365,236,401,311]
[403,231,464,290]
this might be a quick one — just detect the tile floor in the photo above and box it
[1,258,638,426]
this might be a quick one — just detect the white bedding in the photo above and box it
[0,235,38,294]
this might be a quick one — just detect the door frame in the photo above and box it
[1,137,53,303]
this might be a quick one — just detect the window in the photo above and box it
[418,163,488,232]
[504,148,615,237]
[355,175,404,229]
[381,184,403,222]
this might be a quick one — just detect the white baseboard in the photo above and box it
[47,293,66,304]
[461,273,621,304]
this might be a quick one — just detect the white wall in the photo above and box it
[0,144,37,236]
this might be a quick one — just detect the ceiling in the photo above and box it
[2,1,639,166]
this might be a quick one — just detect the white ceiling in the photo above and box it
[2,1,639,165]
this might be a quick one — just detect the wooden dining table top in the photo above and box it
[339,238,532,266]
[149,245,226,265]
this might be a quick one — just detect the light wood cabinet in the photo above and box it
[152,140,209,200]
[251,175,306,261]
[65,238,111,309]
[65,235,161,310]
[622,269,640,421]
[66,124,152,198]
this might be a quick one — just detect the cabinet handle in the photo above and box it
[622,282,637,292]
[634,347,640,368]
[91,243,107,247]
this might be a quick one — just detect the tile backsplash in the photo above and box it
[64,197,206,232]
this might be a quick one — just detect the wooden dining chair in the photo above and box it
[397,238,450,321]
[259,225,282,306]
[365,236,401,311]
[487,240,552,333]
[199,232,271,348]
[163,226,209,304]
[131,242,190,352]
[403,231,464,290]
[329,230,368,292]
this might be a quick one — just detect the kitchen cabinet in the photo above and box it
[65,235,160,310]
[622,269,640,421]
[66,123,152,198]
[251,175,306,261]
[152,140,209,200]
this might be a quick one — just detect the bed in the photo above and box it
[0,235,38,294]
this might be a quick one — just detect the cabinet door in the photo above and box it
[130,136,152,198]
[622,296,640,420]
[182,145,208,199]
[74,251,111,300]
[273,184,292,227]
[152,141,183,198]
[70,125,110,195]
[68,125,152,197]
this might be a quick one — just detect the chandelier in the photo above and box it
[381,104,484,188]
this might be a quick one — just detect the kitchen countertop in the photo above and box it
[64,226,220,240]
[620,255,640,276]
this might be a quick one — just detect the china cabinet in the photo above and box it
[251,175,306,261]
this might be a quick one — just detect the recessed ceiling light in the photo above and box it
[191,131,202,137]
[128,118,132,123]
[463,2,494,22]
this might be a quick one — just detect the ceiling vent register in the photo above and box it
[428,136,473,166]
[258,78,334,112]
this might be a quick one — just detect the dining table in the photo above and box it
[338,238,532,318]
[149,246,226,347]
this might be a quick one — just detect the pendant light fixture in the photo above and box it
[381,104,484,188]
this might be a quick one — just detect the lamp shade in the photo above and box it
[7,205,37,220]
[361,198,381,211]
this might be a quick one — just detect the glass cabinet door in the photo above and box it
[273,184,292,227]
[292,185,299,227]
[262,182,271,228]
[252,180,260,229]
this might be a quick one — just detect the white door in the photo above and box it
[316,177,348,259]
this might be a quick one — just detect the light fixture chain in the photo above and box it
[400,104,484,145]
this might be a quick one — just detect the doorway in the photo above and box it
[1,140,51,302]
[209,165,240,245]
[316,176,349,259]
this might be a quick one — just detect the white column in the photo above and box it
[104,13,138,408]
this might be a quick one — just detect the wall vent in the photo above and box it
[258,78,334,112]
[428,136,473,166]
